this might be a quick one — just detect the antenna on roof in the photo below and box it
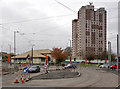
[89,2,93,5]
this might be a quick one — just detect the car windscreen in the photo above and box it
[31,66,37,68]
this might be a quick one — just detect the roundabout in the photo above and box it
[31,69,79,80]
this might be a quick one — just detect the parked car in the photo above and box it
[110,63,120,70]
[64,64,77,69]
[99,63,110,68]
[28,65,40,73]
[61,64,65,67]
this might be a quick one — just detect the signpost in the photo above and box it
[23,67,30,81]
[42,64,48,73]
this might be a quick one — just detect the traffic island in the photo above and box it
[31,69,80,80]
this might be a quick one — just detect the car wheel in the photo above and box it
[112,67,115,70]
[36,70,38,73]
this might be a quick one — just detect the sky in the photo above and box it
[0,0,119,54]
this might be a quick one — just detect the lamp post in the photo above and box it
[108,41,111,68]
[13,31,19,66]
[69,39,72,64]
[31,45,35,65]
[117,34,119,72]
[14,31,19,55]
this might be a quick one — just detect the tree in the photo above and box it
[64,47,72,56]
[100,51,108,60]
[51,48,68,64]
[111,53,116,62]
[119,57,120,62]
[100,51,116,62]
[86,53,95,63]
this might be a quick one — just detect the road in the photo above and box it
[2,66,118,88]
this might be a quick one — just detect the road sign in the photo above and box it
[43,64,48,69]
[23,67,29,73]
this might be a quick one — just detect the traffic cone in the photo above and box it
[20,74,22,81]
[14,75,19,83]
[21,76,24,83]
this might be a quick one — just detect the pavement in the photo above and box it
[2,65,64,86]
[101,68,120,88]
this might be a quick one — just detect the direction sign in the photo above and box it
[23,67,29,73]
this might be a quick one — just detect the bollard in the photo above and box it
[20,74,22,81]
[14,74,19,83]
[21,76,24,83]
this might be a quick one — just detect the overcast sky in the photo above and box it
[0,0,119,54]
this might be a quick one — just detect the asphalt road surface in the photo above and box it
[2,66,118,88]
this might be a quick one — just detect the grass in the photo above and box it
[77,63,97,67]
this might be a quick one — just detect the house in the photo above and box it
[11,49,52,64]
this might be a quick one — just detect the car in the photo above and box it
[72,64,77,69]
[64,64,77,69]
[99,63,110,68]
[28,65,40,73]
[110,63,120,70]
[81,61,85,63]
[61,64,65,67]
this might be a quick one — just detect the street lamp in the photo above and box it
[31,45,35,65]
[14,31,19,55]
[117,34,119,72]
[108,41,111,67]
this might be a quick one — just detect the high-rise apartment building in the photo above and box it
[72,3,107,58]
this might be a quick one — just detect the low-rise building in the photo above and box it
[11,49,52,64]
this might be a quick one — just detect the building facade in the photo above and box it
[72,3,107,59]
[11,49,52,64]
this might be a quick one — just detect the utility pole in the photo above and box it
[108,41,111,68]
[117,34,119,72]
